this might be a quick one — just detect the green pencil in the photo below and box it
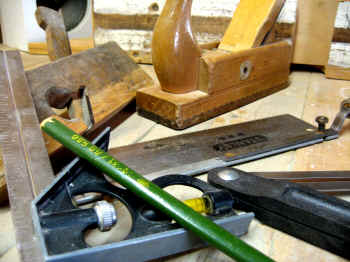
[41,117,274,262]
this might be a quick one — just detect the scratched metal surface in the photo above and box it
[0,50,54,262]
[109,114,327,177]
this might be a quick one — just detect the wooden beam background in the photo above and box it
[93,14,350,44]
[93,0,350,65]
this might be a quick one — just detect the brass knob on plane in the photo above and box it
[152,0,202,94]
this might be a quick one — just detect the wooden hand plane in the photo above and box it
[136,0,291,129]
[30,7,154,158]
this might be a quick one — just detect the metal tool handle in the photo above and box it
[330,99,350,133]
[208,167,350,259]
[252,170,350,195]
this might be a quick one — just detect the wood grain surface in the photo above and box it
[137,41,291,129]
[325,64,350,81]
[35,7,72,61]
[152,0,202,93]
[0,50,55,262]
[325,42,350,81]
[26,41,153,156]
[93,0,350,64]
[93,13,350,44]
[28,38,94,56]
[0,47,51,205]
[0,49,350,262]
[219,0,285,52]
[292,0,339,66]
[133,70,350,262]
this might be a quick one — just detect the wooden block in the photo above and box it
[219,0,285,52]
[137,41,291,129]
[325,42,350,80]
[200,41,291,94]
[292,0,338,66]
[28,38,95,56]
[325,64,350,81]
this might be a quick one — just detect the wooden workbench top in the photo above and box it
[0,50,349,262]
[110,68,350,262]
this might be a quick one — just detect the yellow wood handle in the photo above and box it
[152,0,201,94]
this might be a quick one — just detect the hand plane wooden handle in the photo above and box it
[152,0,202,94]
[35,6,72,61]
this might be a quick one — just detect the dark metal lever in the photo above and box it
[208,167,350,260]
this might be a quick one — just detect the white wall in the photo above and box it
[0,0,92,51]
[23,0,46,43]
[0,0,27,50]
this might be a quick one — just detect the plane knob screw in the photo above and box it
[315,116,329,132]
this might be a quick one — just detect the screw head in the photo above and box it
[315,116,329,125]
[94,200,117,232]
[240,61,252,80]
[315,116,329,131]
